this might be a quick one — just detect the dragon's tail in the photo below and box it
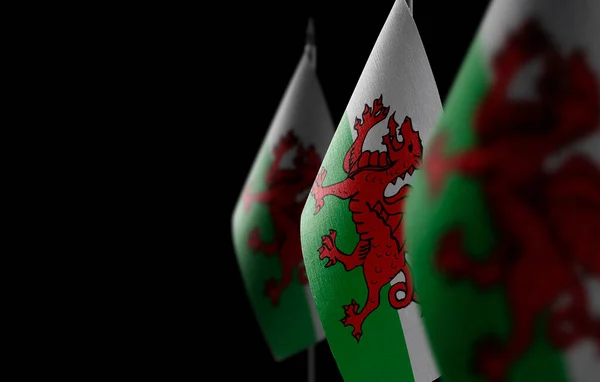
[388,265,416,310]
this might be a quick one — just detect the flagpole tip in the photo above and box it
[305,17,315,46]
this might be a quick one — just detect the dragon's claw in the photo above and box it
[319,230,340,267]
[242,187,254,211]
[341,299,363,342]
[342,299,360,315]
[248,227,261,252]
[264,278,280,306]
[310,167,328,214]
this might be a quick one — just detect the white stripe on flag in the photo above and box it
[391,256,441,382]
[544,131,600,382]
[544,130,599,381]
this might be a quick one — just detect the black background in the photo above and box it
[130,0,493,380]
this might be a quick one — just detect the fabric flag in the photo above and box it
[404,0,600,381]
[231,19,334,362]
[300,1,443,381]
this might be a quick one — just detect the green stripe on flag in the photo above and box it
[405,39,567,382]
[301,113,415,382]
[233,148,316,361]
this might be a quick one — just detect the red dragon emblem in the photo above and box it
[426,19,600,382]
[243,130,322,306]
[310,95,422,341]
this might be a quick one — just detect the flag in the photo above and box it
[299,1,443,380]
[404,0,600,381]
[231,18,334,362]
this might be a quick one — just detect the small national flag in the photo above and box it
[405,0,600,381]
[231,18,335,362]
[300,1,443,381]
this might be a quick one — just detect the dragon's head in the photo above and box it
[383,113,423,179]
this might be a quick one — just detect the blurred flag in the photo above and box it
[404,0,600,381]
[231,18,334,361]
[300,1,443,381]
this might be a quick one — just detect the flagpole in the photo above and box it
[306,16,317,382]
[305,17,316,69]
[307,344,316,382]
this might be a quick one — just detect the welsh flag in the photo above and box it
[404,0,600,381]
[300,1,442,381]
[231,20,334,361]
